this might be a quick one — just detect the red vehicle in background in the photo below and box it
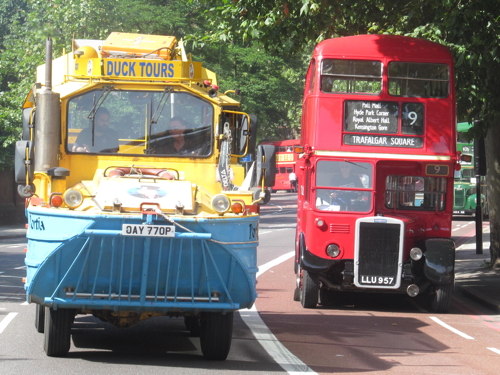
[261,139,300,192]
[294,34,459,312]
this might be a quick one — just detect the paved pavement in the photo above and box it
[1,223,499,312]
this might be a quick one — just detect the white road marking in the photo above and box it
[239,251,317,374]
[430,316,474,339]
[487,347,500,355]
[0,275,24,279]
[452,222,474,231]
[257,252,294,278]
[0,312,18,334]
[0,285,24,288]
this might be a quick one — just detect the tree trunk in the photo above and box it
[485,123,500,268]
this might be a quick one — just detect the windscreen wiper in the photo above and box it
[86,86,114,148]
[87,86,113,120]
[151,87,173,125]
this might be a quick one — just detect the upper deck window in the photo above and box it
[388,62,449,98]
[67,88,213,156]
[321,60,382,94]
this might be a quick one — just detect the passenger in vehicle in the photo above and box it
[72,108,119,153]
[151,116,207,155]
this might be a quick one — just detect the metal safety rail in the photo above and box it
[39,228,256,311]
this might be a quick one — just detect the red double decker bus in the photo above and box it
[261,139,300,192]
[294,35,458,312]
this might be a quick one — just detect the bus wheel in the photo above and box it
[300,269,318,308]
[200,312,233,360]
[35,303,45,333]
[293,287,300,301]
[184,315,201,336]
[431,277,455,313]
[293,270,301,301]
[44,307,75,357]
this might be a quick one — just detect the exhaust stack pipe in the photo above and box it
[34,37,61,172]
[45,38,53,90]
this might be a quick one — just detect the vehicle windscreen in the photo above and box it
[315,160,373,212]
[67,88,213,156]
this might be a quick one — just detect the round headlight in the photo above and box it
[211,194,230,213]
[63,189,84,209]
[326,244,341,258]
[410,247,423,261]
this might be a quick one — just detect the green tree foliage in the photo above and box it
[197,0,500,267]
[195,43,304,141]
[0,0,304,170]
[0,0,125,170]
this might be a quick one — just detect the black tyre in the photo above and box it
[44,307,75,357]
[35,303,45,333]
[184,315,201,336]
[431,277,455,313]
[200,312,233,360]
[293,286,300,301]
[300,269,318,308]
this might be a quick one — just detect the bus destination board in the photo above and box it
[343,134,424,148]
[345,101,398,133]
[344,100,424,148]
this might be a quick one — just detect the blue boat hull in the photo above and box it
[25,208,259,314]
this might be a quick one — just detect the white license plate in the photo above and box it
[122,224,175,237]
[360,276,395,285]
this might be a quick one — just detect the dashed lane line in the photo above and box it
[0,312,18,334]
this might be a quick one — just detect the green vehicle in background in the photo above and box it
[453,122,488,218]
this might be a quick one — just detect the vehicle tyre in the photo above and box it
[293,286,300,301]
[44,307,75,357]
[200,312,233,360]
[430,277,455,313]
[35,303,45,333]
[184,315,201,336]
[261,188,271,205]
[300,269,318,308]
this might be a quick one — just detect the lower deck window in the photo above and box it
[315,160,372,212]
[385,176,446,211]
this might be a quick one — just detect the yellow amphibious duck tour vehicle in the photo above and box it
[15,32,275,360]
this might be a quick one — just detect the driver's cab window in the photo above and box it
[67,88,213,156]
[315,160,372,212]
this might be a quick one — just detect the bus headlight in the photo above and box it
[326,244,341,258]
[63,189,84,209]
[410,247,423,261]
[212,194,230,214]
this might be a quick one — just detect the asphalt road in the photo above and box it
[1,194,499,374]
